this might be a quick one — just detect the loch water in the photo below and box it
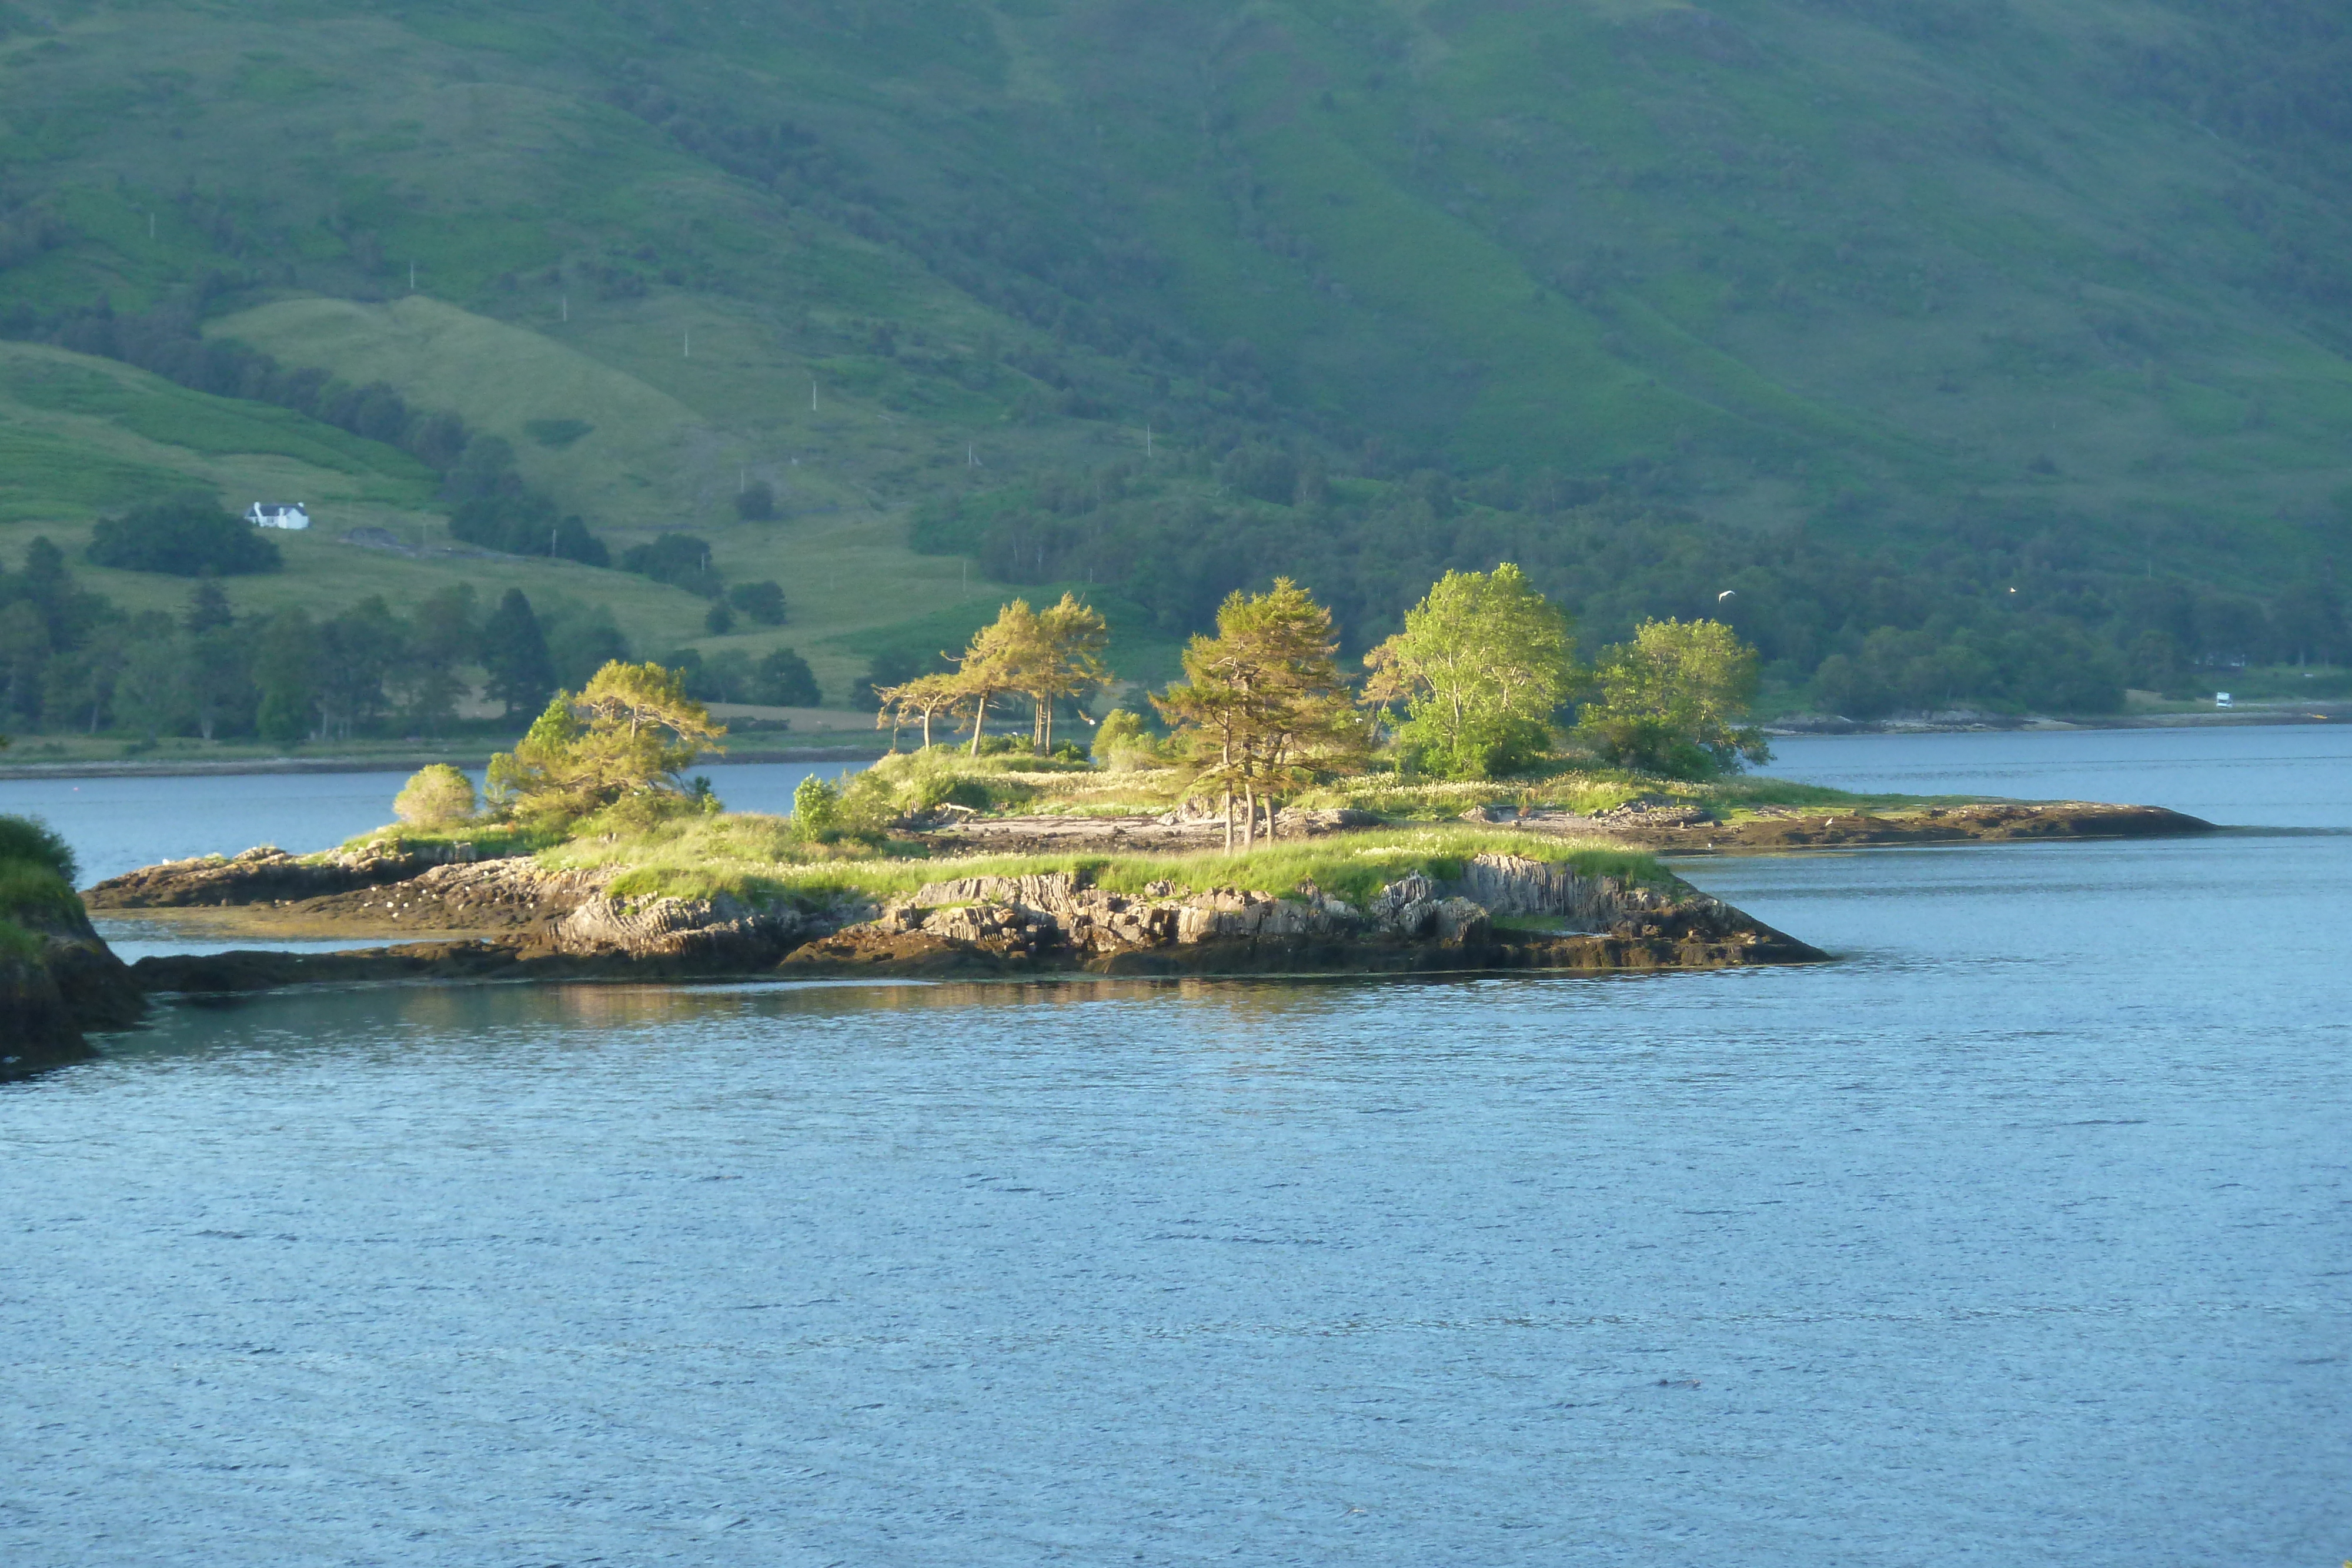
[3,728,2347,1565]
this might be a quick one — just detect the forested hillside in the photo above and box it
[1,0,2348,730]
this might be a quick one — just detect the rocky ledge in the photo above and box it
[85,841,495,911]
[127,852,1820,997]
[2,899,146,1076]
[786,854,1819,977]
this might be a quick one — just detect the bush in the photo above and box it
[1093,708,1162,769]
[88,495,282,576]
[0,814,76,882]
[0,859,78,921]
[791,773,841,837]
[734,481,776,521]
[704,599,737,636]
[392,764,477,828]
[728,580,786,625]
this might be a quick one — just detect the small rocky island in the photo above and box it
[36,648,2221,1027]
[96,839,1823,995]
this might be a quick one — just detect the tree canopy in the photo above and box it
[486,660,726,827]
[1367,564,1578,780]
[88,496,281,577]
[880,593,1114,756]
[1155,579,1365,848]
[1577,618,1770,778]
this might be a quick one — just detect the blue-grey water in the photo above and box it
[4,727,2347,1564]
[0,760,861,887]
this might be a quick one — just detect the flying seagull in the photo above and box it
[1717,590,1736,601]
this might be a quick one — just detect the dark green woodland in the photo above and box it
[1,0,2348,734]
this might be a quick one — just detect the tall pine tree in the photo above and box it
[480,589,558,721]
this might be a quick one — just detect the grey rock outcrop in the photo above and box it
[806,851,1768,973]
[550,891,816,961]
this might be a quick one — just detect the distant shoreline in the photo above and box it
[1763,707,2347,737]
[1,708,2340,783]
[0,746,890,783]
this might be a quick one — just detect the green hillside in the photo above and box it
[1,0,2348,726]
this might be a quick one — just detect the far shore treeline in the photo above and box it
[0,537,818,746]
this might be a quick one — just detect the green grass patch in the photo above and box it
[0,858,83,922]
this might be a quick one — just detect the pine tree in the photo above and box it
[480,589,558,721]
[1155,579,1364,848]
[183,579,232,634]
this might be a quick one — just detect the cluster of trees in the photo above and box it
[0,528,828,743]
[616,533,789,634]
[1155,580,1365,848]
[660,643,821,708]
[86,495,282,577]
[913,464,2351,717]
[871,593,1109,753]
[873,569,1768,849]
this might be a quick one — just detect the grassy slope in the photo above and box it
[0,0,2348,673]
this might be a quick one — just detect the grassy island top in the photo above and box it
[541,818,1669,912]
[331,741,1972,913]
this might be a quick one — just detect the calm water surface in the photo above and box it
[2,728,2345,1564]
[0,760,861,887]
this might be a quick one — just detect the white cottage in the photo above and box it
[246,503,311,531]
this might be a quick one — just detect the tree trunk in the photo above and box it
[969,691,989,755]
[921,709,933,750]
[1241,782,1256,849]
[1222,787,1234,852]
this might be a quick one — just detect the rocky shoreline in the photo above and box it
[63,795,2210,1008]
[107,848,1822,997]
[908,800,2212,855]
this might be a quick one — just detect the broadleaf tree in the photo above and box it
[1576,618,1770,778]
[1365,563,1577,778]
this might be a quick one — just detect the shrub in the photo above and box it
[728,580,787,625]
[0,814,76,882]
[1093,708,1162,769]
[734,481,776,520]
[791,773,841,838]
[88,495,282,576]
[392,764,477,828]
[704,599,736,636]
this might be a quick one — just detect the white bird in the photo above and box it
[1717,590,1736,601]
